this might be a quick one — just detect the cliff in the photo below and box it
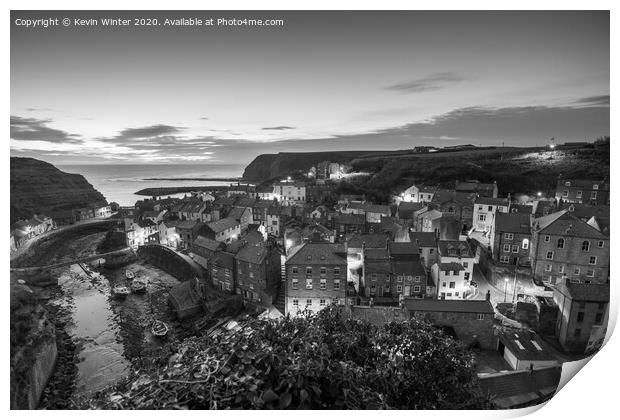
[11,157,107,224]
[242,150,409,182]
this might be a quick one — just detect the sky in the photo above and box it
[10,10,610,166]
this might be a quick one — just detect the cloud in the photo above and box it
[114,124,184,140]
[25,107,56,112]
[262,126,296,131]
[573,95,609,107]
[384,72,468,93]
[199,116,209,120]
[10,115,82,143]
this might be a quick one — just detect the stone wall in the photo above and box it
[348,305,409,326]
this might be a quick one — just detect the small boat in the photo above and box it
[130,279,147,294]
[112,286,131,299]
[125,270,135,279]
[151,320,169,337]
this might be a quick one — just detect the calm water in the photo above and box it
[56,265,129,395]
[57,164,245,206]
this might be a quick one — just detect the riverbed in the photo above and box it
[38,260,182,407]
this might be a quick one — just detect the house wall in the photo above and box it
[285,262,346,316]
[532,232,609,285]
[409,309,497,349]
[553,291,607,353]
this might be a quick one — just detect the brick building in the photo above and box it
[284,243,347,315]
[491,212,532,264]
[553,279,609,353]
[404,299,497,349]
[531,210,609,285]
[235,242,282,306]
[554,179,609,205]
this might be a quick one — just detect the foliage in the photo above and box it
[79,306,494,409]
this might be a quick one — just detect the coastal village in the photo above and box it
[10,148,610,409]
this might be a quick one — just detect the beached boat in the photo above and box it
[125,270,135,279]
[151,320,169,337]
[112,285,131,299]
[130,279,147,294]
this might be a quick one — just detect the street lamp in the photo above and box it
[504,277,509,303]
[537,192,542,197]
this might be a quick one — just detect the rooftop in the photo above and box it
[498,330,556,361]
[495,213,531,235]
[476,197,509,206]
[554,280,609,303]
[347,234,389,249]
[286,242,347,266]
[207,217,239,233]
[438,240,474,258]
[534,211,607,239]
[410,231,438,248]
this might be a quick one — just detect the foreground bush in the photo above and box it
[80,306,493,409]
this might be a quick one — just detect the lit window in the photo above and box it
[574,267,580,275]
[320,279,326,290]
[545,264,552,272]
[512,245,519,253]
[306,279,313,289]
[544,235,550,242]
[320,299,326,307]
[306,299,312,306]
[522,239,529,249]
[587,268,595,277]
[504,233,514,240]
[293,299,299,306]
[334,279,340,290]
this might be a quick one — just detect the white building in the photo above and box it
[273,181,306,206]
[431,240,476,300]
[397,184,437,203]
[473,197,510,233]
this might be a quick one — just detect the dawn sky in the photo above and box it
[10,10,609,165]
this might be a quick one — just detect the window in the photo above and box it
[512,245,519,253]
[370,284,376,293]
[598,241,604,248]
[293,299,299,306]
[292,266,298,274]
[449,282,455,289]
[589,256,597,265]
[320,279,326,290]
[479,214,486,221]
[544,235,550,242]
[442,282,446,287]
[334,279,340,290]
[306,267,312,275]
[292,279,299,290]
[477,314,485,320]
[306,299,312,306]
[320,299,326,307]
[500,256,510,263]
[249,271,254,279]
[582,241,590,252]
[522,239,529,249]
[577,312,584,323]
[444,270,450,276]
[591,191,598,199]
[557,238,565,249]
[306,279,313,289]
[595,313,603,324]
[429,249,434,254]
[587,268,595,277]
[320,267,327,275]
[545,264,552,272]
[334,267,341,275]
[488,206,493,212]
[397,275,403,283]
[503,244,511,252]
[576,191,582,199]
[452,270,459,276]
[593,184,599,190]
[414,276,421,282]
[413,286,421,292]
[504,233,514,240]
[598,303,606,311]
[574,267,580,275]
[371,273,377,282]
[397,285,403,293]
[546,251,554,260]
[565,181,571,187]
[463,262,468,268]
[574,329,581,338]
[559,265,565,274]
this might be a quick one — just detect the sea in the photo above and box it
[57,164,245,206]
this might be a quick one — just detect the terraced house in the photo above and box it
[431,240,476,300]
[235,241,282,306]
[531,210,610,285]
[554,179,609,206]
[491,212,532,265]
[284,243,347,315]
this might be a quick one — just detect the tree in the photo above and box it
[81,306,493,409]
